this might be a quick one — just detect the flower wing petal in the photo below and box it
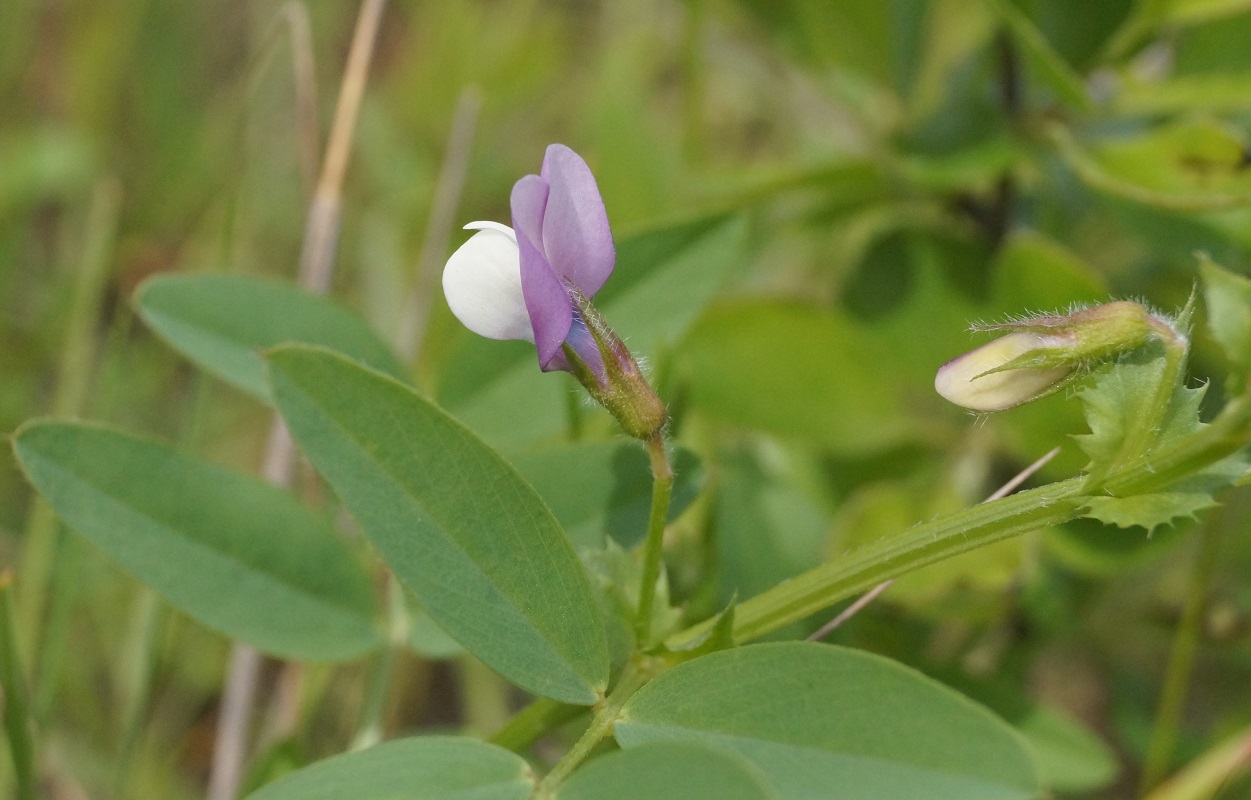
[442,226,533,342]
[512,175,572,368]
[539,144,615,298]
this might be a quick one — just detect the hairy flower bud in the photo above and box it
[936,300,1176,412]
[935,332,1075,411]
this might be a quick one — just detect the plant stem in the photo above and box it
[489,697,581,753]
[458,656,513,737]
[0,572,36,800]
[350,578,408,751]
[669,389,1251,649]
[716,478,1088,645]
[533,659,657,797]
[1141,505,1229,791]
[634,434,674,646]
[17,179,120,668]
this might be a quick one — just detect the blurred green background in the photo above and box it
[3,0,1251,797]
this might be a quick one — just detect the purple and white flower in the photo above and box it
[443,144,615,380]
[443,144,665,439]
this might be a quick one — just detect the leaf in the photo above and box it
[438,215,746,449]
[1083,491,1221,531]
[136,274,407,402]
[244,737,534,800]
[11,421,380,661]
[1199,255,1251,383]
[1016,704,1119,793]
[615,642,1041,800]
[1076,345,1250,531]
[678,301,919,453]
[556,742,778,800]
[511,441,704,550]
[990,0,1093,111]
[406,605,464,660]
[268,345,608,704]
[1074,345,1197,473]
[1052,120,1251,211]
[715,447,828,610]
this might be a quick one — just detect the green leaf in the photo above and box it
[439,215,746,449]
[11,421,380,661]
[136,274,406,402]
[268,345,609,704]
[1076,345,1250,530]
[556,742,778,800]
[1075,345,1195,473]
[715,447,828,612]
[990,0,1093,111]
[615,642,1041,800]
[1199,255,1251,384]
[512,441,704,550]
[678,301,919,453]
[1052,119,1251,211]
[1083,491,1221,531]
[244,737,534,800]
[1017,704,1118,793]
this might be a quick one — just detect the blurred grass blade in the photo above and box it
[12,421,382,661]
[1144,725,1251,800]
[136,273,406,402]
[0,572,36,800]
[245,736,535,800]
[268,345,609,704]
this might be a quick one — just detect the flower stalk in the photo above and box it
[634,434,674,646]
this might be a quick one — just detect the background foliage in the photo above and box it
[3,0,1251,797]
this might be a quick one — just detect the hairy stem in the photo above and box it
[635,434,674,645]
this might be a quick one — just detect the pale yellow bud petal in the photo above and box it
[935,332,1074,411]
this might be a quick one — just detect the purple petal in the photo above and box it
[539,144,615,298]
[544,312,606,380]
[512,175,571,369]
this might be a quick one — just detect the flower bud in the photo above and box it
[935,332,1075,411]
[936,301,1172,411]
[561,286,667,440]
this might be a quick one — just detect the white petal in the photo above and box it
[464,220,517,240]
[442,226,534,342]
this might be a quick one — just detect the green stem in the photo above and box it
[489,697,580,753]
[350,577,408,751]
[1,572,37,800]
[458,655,512,737]
[668,387,1251,649]
[113,588,163,793]
[705,478,1089,645]
[533,659,658,797]
[1141,504,1230,791]
[17,180,120,667]
[635,434,674,646]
